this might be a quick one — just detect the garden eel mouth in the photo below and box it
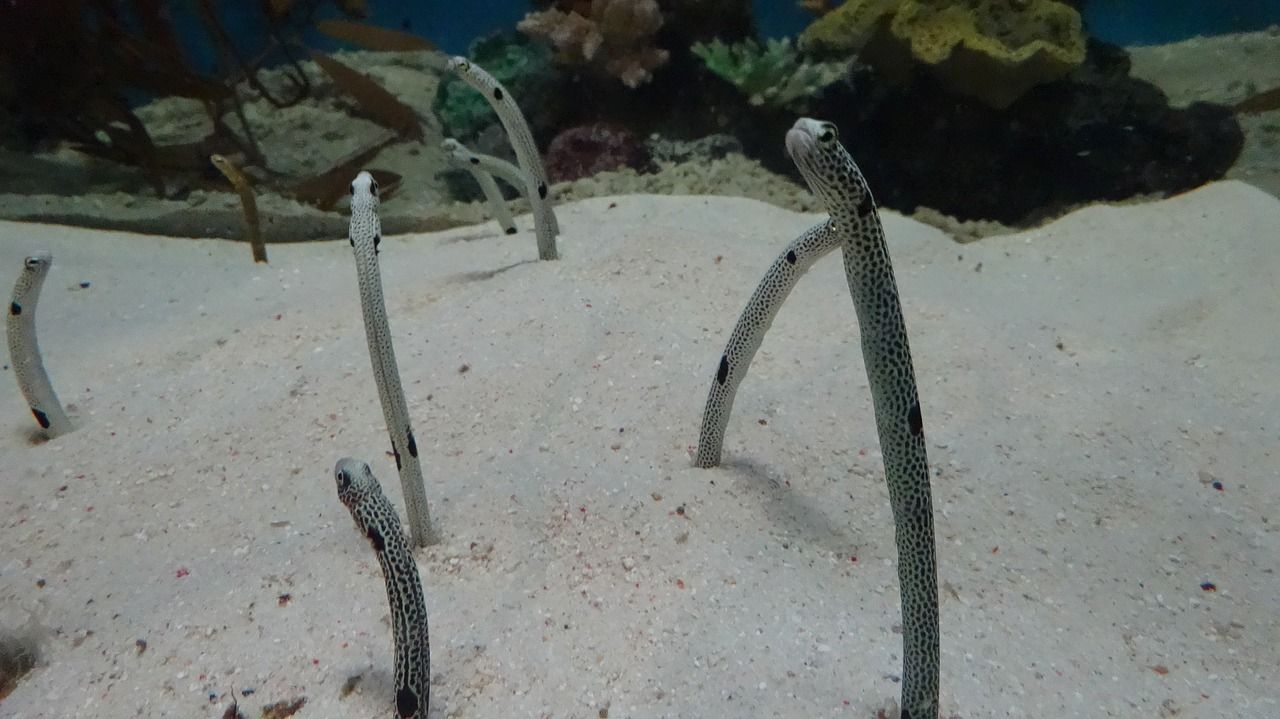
[335,457,431,719]
[6,251,73,437]
[697,118,940,718]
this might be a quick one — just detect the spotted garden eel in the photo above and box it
[209,154,267,263]
[441,139,518,236]
[348,171,436,546]
[446,56,559,260]
[6,252,73,437]
[695,119,939,717]
[335,457,430,719]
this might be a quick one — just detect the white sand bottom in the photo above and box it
[1,183,1277,717]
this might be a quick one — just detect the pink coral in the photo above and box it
[518,0,670,88]
[544,123,649,183]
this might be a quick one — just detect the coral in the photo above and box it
[544,123,649,183]
[518,0,669,88]
[799,0,1087,108]
[691,38,847,109]
[433,33,555,140]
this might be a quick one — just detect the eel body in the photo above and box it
[348,171,436,546]
[441,139,518,235]
[696,119,939,717]
[209,154,267,263]
[6,252,72,437]
[335,457,431,719]
[446,56,559,260]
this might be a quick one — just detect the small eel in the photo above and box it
[335,458,431,719]
[441,139,518,236]
[446,56,559,260]
[209,154,268,263]
[348,171,436,546]
[696,119,939,717]
[6,252,72,437]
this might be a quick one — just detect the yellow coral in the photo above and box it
[799,0,1086,108]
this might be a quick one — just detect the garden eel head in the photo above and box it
[23,252,52,275]
[334,457,376,511]
[446,56,470,74]
[784,118,869,215]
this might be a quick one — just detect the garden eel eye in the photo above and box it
[371,180,379,196]
[349,183,356,196]
[337,469,351,490]
[25,257,41,268]
[818,125,837,143]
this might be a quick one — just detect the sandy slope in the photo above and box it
[0,185,1277,718]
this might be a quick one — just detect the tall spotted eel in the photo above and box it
[6,252,72,437]
[446,56,559,260]
[209,154,268,263]
[441,139,518,236]
[348,171,436,546]
[696,119,939,717]
[335,458,430,719]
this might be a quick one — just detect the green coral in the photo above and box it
[799,0,1086,108]
[691,37,847,109]
[433,32,553,139]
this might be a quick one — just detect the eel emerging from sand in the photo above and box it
[348,171,436,546]
[695,119,939,717]
[335,457,431,719]
[446,56,559,260]
[441,138,519,236]
[6,252,72,437]
[210,154,268,263]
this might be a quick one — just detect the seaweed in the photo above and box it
[316,20,438,52]
[1235,85,1280,115]
[310,51,426,141]
[0,0,362,194]
[287,129,401,210]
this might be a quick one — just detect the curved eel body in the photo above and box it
[441,139,518,236]
[696,119,939,717]
[335,458,430,719]
[694,221,841,467]
[348,171,436,546]
[6,252,72,437]
[209,154,267,263]
[446,56,559,260]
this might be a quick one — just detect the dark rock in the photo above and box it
[544,123,651,183]
[799,39,1243,225]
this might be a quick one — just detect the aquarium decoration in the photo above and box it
[347,171,438,547]
[518,0,670,88]
[691,37,847,109]
[544,123,650,183]
[315,19,438,52]
[6,252,73,438]
[448,56,560,261]
[800,0,1087,108]
[697,118,938,717]
[334,458,431,719]
[310,51,425,141]
[442,139,521,236]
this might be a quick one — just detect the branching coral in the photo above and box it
[692,38,847,109]
[518,0,670,88]
[799,0,1086,108]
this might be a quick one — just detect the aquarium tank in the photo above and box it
[1,1,1277,718]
